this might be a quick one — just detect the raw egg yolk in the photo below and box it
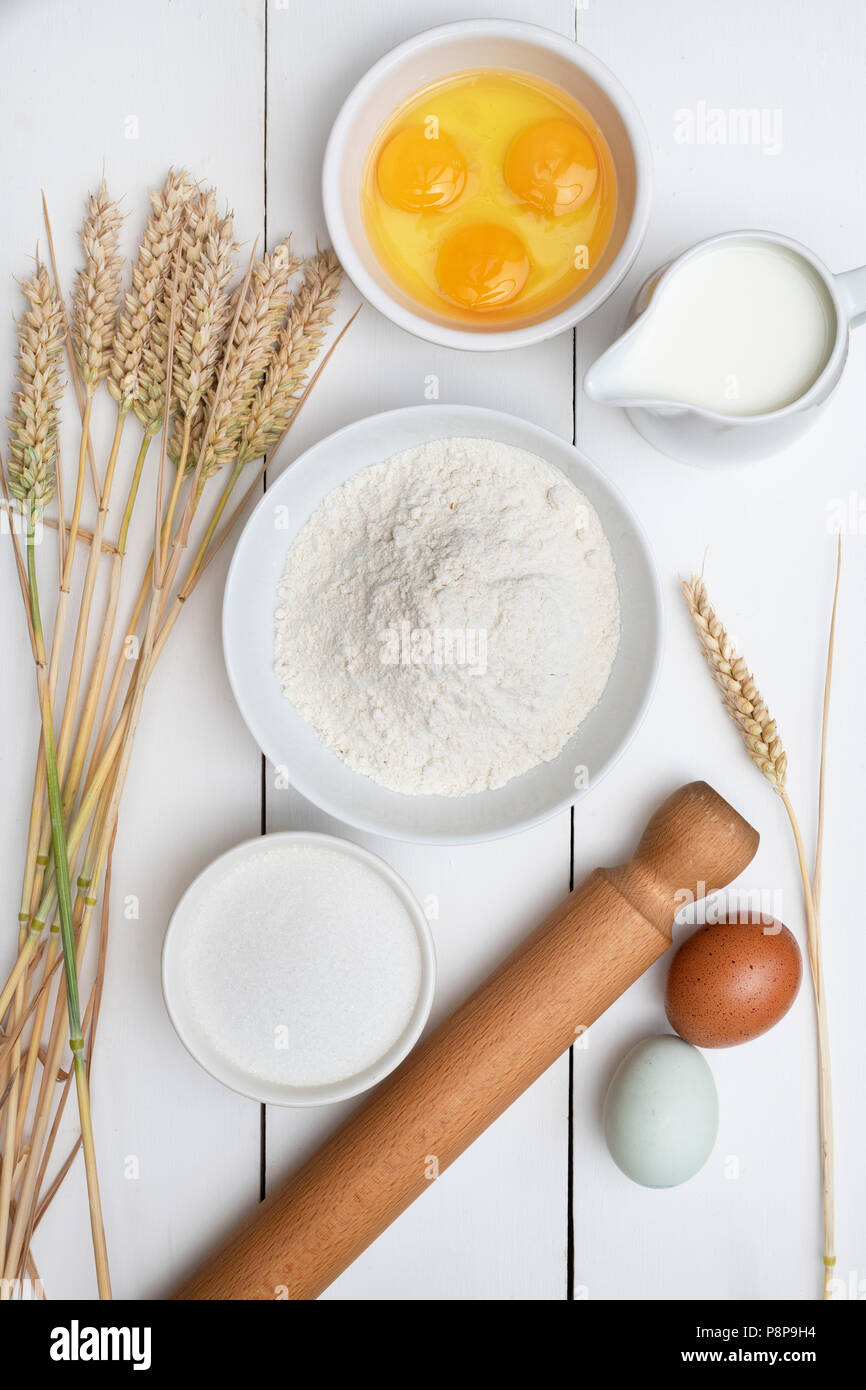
[504,118,599,216]
[435,224,530,310]
[377,127,468,212]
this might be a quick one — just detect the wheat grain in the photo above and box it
[681,573,788,791]
[111,168,194,419]
[70,180,123,391]
[238,249,341,464]
[6,260,64,517]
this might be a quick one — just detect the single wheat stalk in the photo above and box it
[814,536,842,914]
[67,178,123,527]
[71,180,123,393]
[156,191,235,554]
[170,191,235,431]
[3,261,65,1175]
[2,264,110,1298]
[1,257,63,1270]
[682,569,835,1299]
[6,262,64,515]
[192,237,301,476]
[110,167,194,419]
[239,248,342,464]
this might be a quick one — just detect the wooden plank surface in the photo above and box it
[0,0,266,1300]
[573,0,866,1300]
[264,0,576,1301]
[0,0,863,1302]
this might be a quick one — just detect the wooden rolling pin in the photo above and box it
[174,781,758,1300]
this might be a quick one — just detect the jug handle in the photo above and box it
[835,265,866,328]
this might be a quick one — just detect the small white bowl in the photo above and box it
[222,405,663,844]
[322,19,652,351]
[162,832,436,1107]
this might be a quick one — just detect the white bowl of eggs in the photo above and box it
[323,19,652,350]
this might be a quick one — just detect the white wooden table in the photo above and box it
[1,0,864,1301]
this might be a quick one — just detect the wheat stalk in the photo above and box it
[681,574,788,791]
[170,190,235,431]
[111,168,194,419]
[6,261,64,519]
[682,568,835,1299]
[2,264,110,1298]
[191,237,301,476]
[239,248,341,463]
[71,180,123,393]
[0,257,62,1272]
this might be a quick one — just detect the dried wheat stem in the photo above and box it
[814,537,842,912]
[1,260,63,1266]
[682,569,835,1300]
[3,526,109,1295]
[64,179,122,575]
[7,259,64,928]
[18,187,124,931]
[42,517,118,554]
[14,546,124,1147]
[42,191,100,503]
[30,839,113,1240]
[26,413,126,918]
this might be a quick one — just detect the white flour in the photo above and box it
[274,436,620,796]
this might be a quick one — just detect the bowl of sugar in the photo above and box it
[162,832,436,1106]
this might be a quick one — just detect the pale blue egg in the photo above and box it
[603,1034,718,1188]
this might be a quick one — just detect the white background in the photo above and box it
[0,0,864,1301]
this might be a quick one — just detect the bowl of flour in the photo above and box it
[223,406,662,843]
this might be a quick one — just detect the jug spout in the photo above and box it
[583,337,638,406]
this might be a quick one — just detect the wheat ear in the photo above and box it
[681,574,788,791]
[193,237,301,476]
[111,167,194,419]
[682,569,835,1299]
[170,191,235,433]
[6,261,64,518]
[70,179,123,392]
[239,248,342,463]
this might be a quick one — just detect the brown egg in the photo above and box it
[665,916,802,1047]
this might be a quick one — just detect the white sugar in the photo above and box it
[182,845,423,1088]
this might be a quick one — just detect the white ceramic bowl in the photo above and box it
[223,405,663,844]
[162,831,436,1107]
[322,20,652,350]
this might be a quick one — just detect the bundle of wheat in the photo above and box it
[0,170,353,1298]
